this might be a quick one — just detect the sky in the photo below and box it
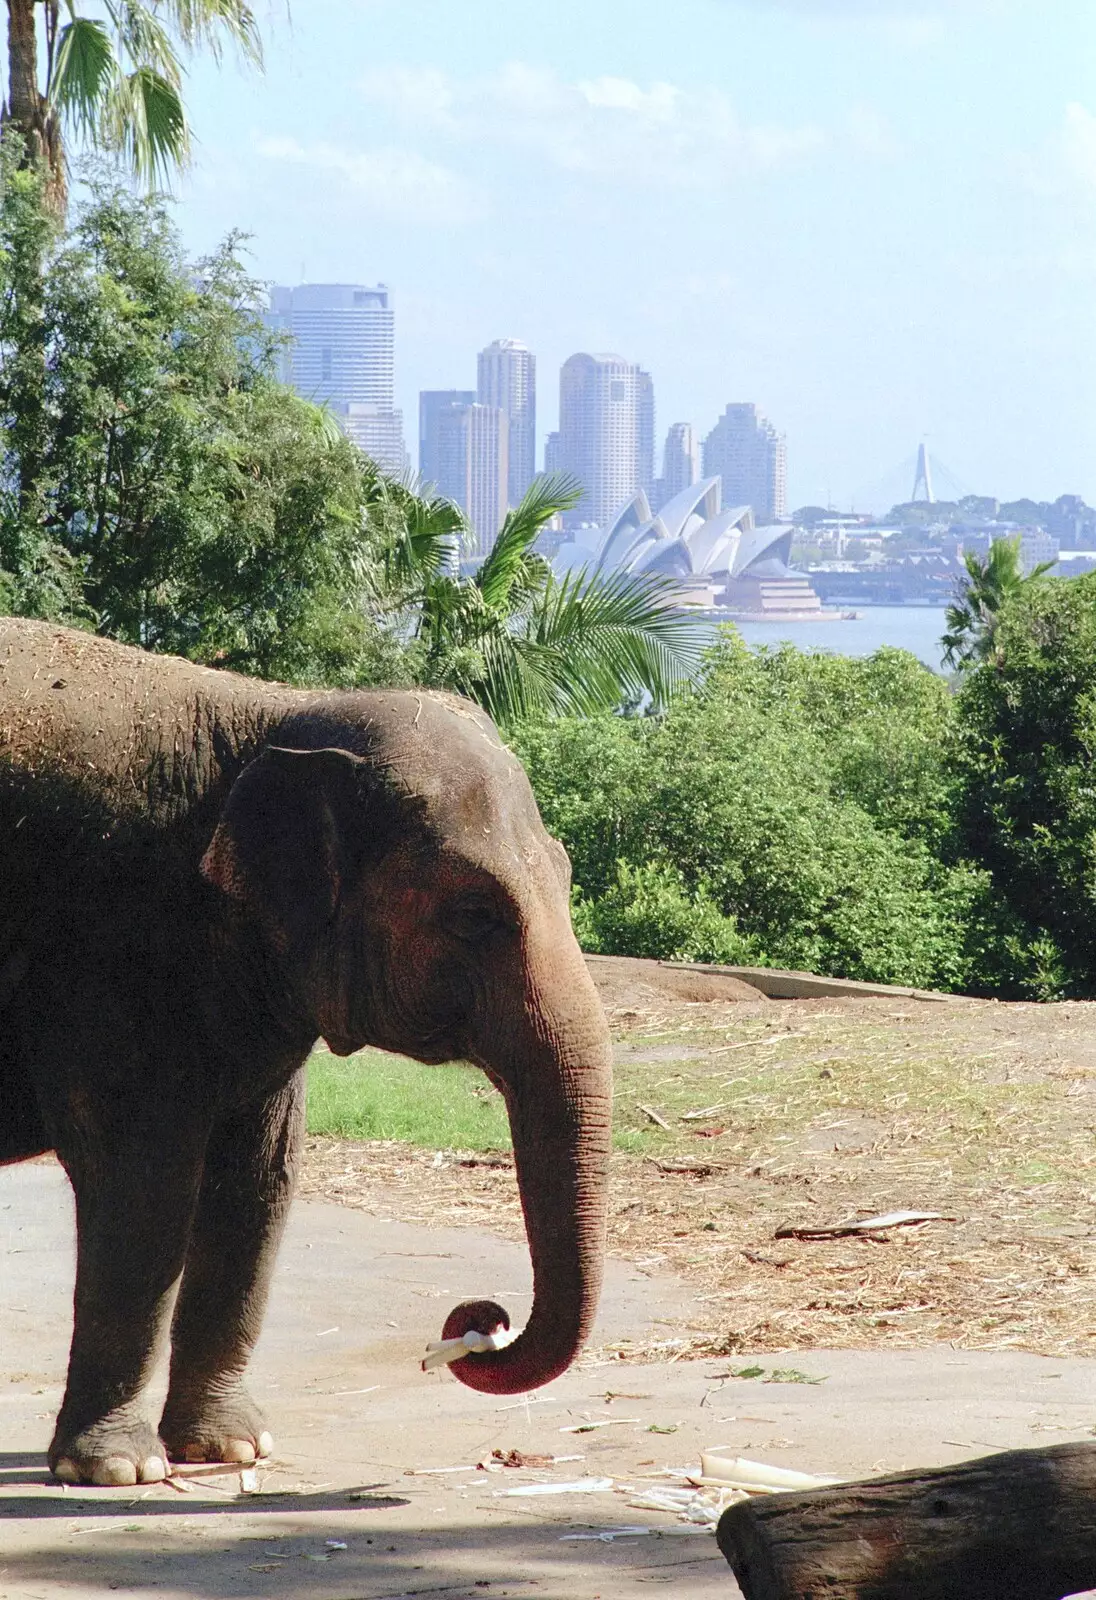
[172,0,1096,510]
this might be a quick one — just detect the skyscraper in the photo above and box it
[462,404,509,557]
[702,403,787,524]
[419,390,475,490]
[267,283,406,474]
[424,400,509,556]
[653,423,700,510]
[556,353,655,529]
[477,339,536,507]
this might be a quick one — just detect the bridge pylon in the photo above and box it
[911,441,934,504]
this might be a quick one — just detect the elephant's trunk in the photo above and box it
[446,939,613,1395]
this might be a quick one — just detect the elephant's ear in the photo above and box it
[201,746,368,954]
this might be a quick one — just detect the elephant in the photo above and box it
[0,619,612,1488]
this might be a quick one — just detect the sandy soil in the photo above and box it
[302,956,1096,1361]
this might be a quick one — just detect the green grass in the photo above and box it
[306,1044,511,1152]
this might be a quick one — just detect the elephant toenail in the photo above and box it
[257,1432,273,1458]
[91,1456,138,1487]
[223,1439,256,1464]
[54,1458,81,1484]
[140,1455,167,1483]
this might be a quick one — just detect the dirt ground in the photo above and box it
[302,956,1096,1361]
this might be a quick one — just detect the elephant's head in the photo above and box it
[200,690,613,1395]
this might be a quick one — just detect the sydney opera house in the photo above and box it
[553,477,828,618]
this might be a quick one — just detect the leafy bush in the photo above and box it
[573,862,759,965]
[954,572,1096,996]
[513,633,998,991]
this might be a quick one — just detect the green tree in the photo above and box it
[0,171,413,686]
[942,536,1055,670]
[512,634,996,992]
[5,0,261,207]
[374,471,707,723]
[954,571,1096,996]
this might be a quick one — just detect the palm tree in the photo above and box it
[5,0,261,206]
[942,535,1056,670]
[367,471,706,723]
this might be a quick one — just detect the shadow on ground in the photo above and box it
[0,1454,728,1599]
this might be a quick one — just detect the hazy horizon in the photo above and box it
[168,0,1094,508]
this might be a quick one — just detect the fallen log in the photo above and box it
[717,1440,1096,1600]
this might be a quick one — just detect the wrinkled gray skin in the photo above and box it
[0,621,612,1487]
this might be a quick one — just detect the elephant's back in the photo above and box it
[0,623,302,959]
[0,621,303,799]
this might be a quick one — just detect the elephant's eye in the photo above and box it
[444,898,506,942]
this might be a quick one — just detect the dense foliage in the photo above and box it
[4,150,1096,1001]
[512,635,1062,997]
[0,155,408,685]
[0,151,702,715]
[954,571,1096,998]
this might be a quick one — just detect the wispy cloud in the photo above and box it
[358,62,827,188]
[1016,103,1096,204]
[253,135,480,223]
[1061,103,1096,191]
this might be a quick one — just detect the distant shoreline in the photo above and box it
[705,604,950,671]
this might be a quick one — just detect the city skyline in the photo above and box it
[171,1,1095,510]
[270,287,1083,535]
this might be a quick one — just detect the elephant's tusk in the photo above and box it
[421,1326,519,1372]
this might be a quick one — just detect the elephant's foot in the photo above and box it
[49,1413,168,1487]
[160,1385,273,1466]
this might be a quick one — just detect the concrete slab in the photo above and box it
[3,1160,1096,1600]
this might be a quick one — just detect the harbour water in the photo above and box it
[711,605,951,673]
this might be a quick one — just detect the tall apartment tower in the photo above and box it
[462,404,509,557]
[702,403,787,524]
[477,339,536,507]
[556,353,655,529]
[267,283,406,474]
[652,422,700,510]
[426,400,509,557]
[419,390,475,490]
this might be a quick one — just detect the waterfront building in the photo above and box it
[702,403,787,525]
[419,390,475,490]
[1019,528,1060,575]
[556,353,655,529]
[268,283,406,472]
[554,478,822,616]
[477,340,536,506]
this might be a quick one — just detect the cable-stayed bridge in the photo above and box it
[845,443,974,516]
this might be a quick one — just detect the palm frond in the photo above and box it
[109,65,189,183]
[49,17,118,129]
[104,1,183,81]
[476,472,582,611]
[525,565,706,715]
[465,628,569,723]
[158,0,264,64]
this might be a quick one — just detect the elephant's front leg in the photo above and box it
[50,1132,206,1487]
[160,1074,304,1466]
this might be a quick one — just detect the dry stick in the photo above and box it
[636,1104,672,1131]
[710,1033,809,1056]
[717,1441,1096,1600]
